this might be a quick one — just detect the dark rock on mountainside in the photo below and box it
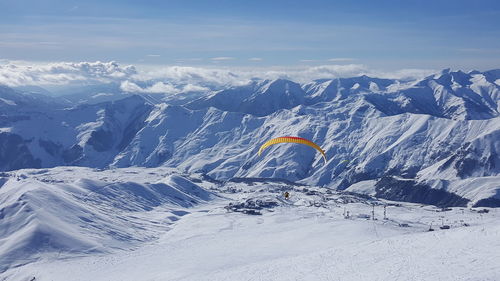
[0,133,41,171]
[375,177,469,207]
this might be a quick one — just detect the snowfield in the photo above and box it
[1,68,500,280]
[1,167,499,281]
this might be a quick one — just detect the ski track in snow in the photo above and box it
[1,167,499,281]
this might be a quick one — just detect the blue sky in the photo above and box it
[1,0,500,70]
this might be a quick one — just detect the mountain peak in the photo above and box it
[441,68,451,75]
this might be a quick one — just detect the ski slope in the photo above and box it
[1,167,499,281]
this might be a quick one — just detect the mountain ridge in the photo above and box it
[0,69,499,207]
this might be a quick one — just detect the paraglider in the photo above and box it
[258,136,327,164]
[284,191,290,200]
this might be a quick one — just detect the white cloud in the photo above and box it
[120,81,178,94]
[120,81,144,93]
[0,61,136,87]
[131,65,251,87]
[130,64,375,85]
[248,58,263,61]
[263,64,370,82]
[182,84,211,92]
[148,82,178,94]
[0,60,437,93]
[367,68,437,80]
[120,81,209,95]
[211,57,235,61]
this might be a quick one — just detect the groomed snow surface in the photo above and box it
[1,167,499,281]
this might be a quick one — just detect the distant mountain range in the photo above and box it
[1,69,499,207]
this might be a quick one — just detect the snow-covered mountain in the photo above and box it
[0,167,214,273]
[0,69,499,207]
[187,79,307,116]
[1,69,500,279]
[0,85,71,111]
[364,69,500,120]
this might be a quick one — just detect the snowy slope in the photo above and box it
[0,85,71,112]
[0,69,499,206]
[0,167,215,273]
[115,95,500,206]
[55,83,135,105]
[187,79,307,116]
[0,95,153,170]
[2,174,499,280]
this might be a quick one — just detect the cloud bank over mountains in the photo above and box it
[0,60,438,94]
[0,61,136,87]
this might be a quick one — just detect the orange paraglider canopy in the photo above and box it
[258,136,327,164]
